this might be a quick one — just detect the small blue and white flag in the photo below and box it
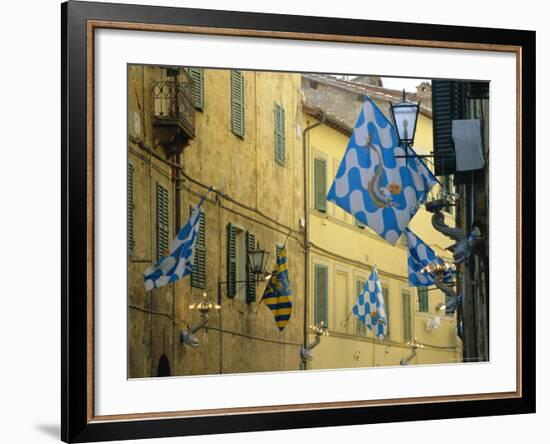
[405,228,455,287]
[326,97,438,245]
[144,197,205,291]
[352,268,387,340]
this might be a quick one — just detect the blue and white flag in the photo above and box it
[405,228,455,287]
[144,201,203,291]
[352,268,387,340]
[326,97,438,245]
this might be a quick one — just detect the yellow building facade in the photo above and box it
[302,75,462,369]
[127,65,305,377]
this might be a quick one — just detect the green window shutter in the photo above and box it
[382,286,390,338]
[188,67,204,111]
[191,206,206,289]
[156,183,169,261]
[226,223,238,298]
[231,71,245,138]
[128,163,135,256]
[432,80,465,175]
[402,291,412,342]
[313,157,327,212]
[355,280,366,336]
[314,264,328,327]
[274,103,286,166]
[418,287,429,312]
[245,232,256,303]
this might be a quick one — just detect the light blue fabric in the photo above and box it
[352,268,387,340]
[144,204,202,291]
[405,228,455,287]
[326,97,438,245]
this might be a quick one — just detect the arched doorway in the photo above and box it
[157,353,171,377]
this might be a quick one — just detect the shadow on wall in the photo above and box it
[34,423,59,440]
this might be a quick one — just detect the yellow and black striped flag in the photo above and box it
[261,246,292,331]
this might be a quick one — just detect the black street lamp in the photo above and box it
[248,248,270,277]
[390,89,428,160]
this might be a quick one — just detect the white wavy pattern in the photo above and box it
[327,97,437,245]
[352,269,387,340]
[144,206,202,291]
[405,228,454,287]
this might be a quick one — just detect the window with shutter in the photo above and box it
[382,285,390,338]
[313,157,327,212]
[156,183,169,261]
[187,67,204,111]
[417,287,429,312]
[274,103,286,166]
[314,264,328,327]
[245,232,256,303]
[402,291,412,342]
[128,162,135,256]
[231,71,245,138]
[191,206,206,289]
[355,280,366,336]
[432,80,466,175]
[226,223,238,298]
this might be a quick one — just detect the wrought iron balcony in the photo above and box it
[152,75,195,155]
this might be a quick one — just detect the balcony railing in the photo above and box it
[152,76,195,139]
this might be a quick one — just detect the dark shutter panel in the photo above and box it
[274,104,286,165]
[382,286,390,338]
[418,287,429,312]
[188,67,204,111]
[432,80,466,176]
[467,81,489,100]
[245,232,256,303]
[231,71,245,137]
[191,206,206,289]
[402,291,412,342]
[314,265,328,326]
[156,183,169,261]
[226,223,238,298]
[313,158,327,212]
[128,163,135,256]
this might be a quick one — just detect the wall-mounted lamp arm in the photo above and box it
[400,349,417,365]
[180,315,209,348]
[300,323,328,363]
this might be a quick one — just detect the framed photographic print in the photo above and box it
[61,0,536,442]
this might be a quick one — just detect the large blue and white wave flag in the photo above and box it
[405,228,455,287]
[326,97,438,245]
[352,268,387,340]
[144,202,202,291]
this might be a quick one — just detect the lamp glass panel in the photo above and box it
[392,104,418,143]
[248,250,267,273]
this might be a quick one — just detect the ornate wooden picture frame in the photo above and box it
[62,1,535,442]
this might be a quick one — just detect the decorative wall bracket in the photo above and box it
[300,322,328,363]
[425,198,482,264]
[180,293,220,348]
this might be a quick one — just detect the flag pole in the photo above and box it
[282,231,291,248]
[196,186,214,208]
